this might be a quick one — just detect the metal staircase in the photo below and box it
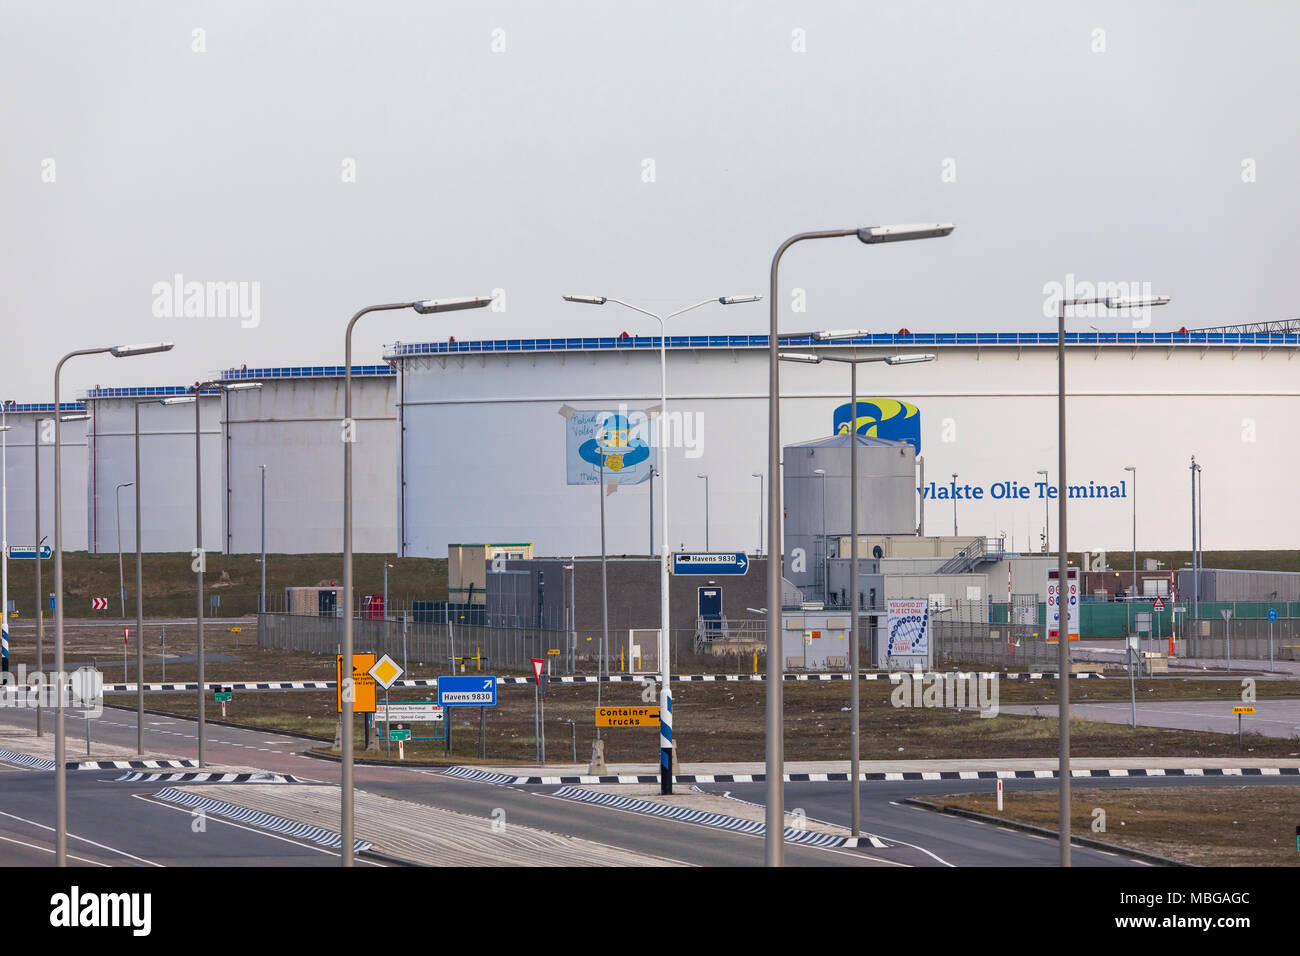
[935,535,1007,574]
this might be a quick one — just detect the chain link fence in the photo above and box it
[1179,615,1300,662]
[257,612,753,675]
[932,621,1064,670]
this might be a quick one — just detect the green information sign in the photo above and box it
[389,728,412,742]
[214,691,232,703]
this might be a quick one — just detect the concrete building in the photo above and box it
[81,387,221,554]
[218,365,399,554]
[385,329,1299,559]
[0,404,89,552]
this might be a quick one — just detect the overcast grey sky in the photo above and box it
[3,0,1296,399]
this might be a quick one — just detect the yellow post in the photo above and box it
[753,648,758,674]
[476,646,481,672]
[620,648,625,673]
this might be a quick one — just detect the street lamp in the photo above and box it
[1,401,11,676]
[113,481,134,621]
[259,464,267,614]
[53,342,173,866]
[1037,468,1049,552]
[342,297,490,867]
[562,291,762,796]
[166,380,261,770]
[1124,465,1137,635]
[1055,293,1169,866]
[751,473,763,557]
[951,472,959,536]
[559,402,616,728]
[697,474,710,551]
[813,469,827,601]
[764,221,953,866]
[129,397,170,754]
[779,346,936,837]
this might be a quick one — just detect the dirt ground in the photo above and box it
[23,618,1300,765]
[935,786,1300,866]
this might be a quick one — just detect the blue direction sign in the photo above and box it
[672,552,749,576]
[1268,608,1278,623]
[7,545,51,560]
[437,674,498,707]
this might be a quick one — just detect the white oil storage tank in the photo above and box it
[783,433,917,603]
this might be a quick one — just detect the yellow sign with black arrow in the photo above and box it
[595,706,660,728]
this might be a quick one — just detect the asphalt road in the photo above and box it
[4,703,1297,866]
[1000,698,1300,739]
[0,762,365,867]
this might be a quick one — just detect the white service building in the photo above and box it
[386,330,1300,558]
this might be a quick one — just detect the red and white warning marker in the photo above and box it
[91,597,108,611]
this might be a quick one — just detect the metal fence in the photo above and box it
[932,621,1063,670]
[257,612,747,675]
[1179,616,1300,663]
[258,612,572,673]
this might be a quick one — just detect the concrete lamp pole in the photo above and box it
[165,380,261,771]
[1125,465,1137,637]
[259,464,267,614]
[951,472,959,536]
[1055,294,1169,866]
[1,403,10,677]
[779,346,935,837]
[342,296,491,867]
[697,474,709,551]
[765,222,954,866]
[114,482,133,619]
[1036,468,1049,552]
[562,292,762,796]
[54,342,173,866]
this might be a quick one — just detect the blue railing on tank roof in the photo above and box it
[5,402,87,413]
[220,365,395,380]
[385,330,1300,356]
[83,386,218,399]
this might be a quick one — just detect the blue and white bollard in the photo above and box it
[660,686,673,794]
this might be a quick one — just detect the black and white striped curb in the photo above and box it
[552,786,854,848]
[116,771,302,784]
[94,671,1101,693]
[447,765,1300,786]
[79,758,199,770]
[151,787,370,852]
[440,766,521,786]
[0,750,201,772]
[0,749,56,771]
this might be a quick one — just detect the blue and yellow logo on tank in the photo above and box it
[833,399,921,453]
[578,413,650,472]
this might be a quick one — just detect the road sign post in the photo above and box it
[531,658,545,765]
[1045,568,1079,643]
[671,552,749,576]
[1221,608,1233,671]
[1233,705,1255,745]
[1268,607,1278,672]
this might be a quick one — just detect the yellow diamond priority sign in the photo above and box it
[369,654,404,690]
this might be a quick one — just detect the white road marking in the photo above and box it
[0,833,109,866]
[131,794,384,865]
[0,809,162,867]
